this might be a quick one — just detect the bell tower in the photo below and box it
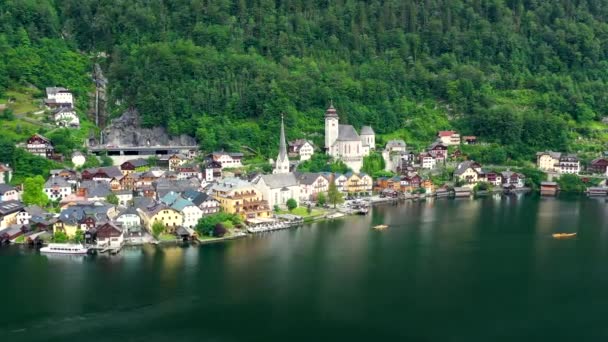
[324,102,339,153]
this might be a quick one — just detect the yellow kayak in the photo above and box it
[552,233,577,239]
[373,225,388,230]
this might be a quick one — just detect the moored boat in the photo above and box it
[40,243,89,255]
[373,224,388,230]
[552,233,577,239]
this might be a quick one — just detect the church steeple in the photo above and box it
[274,114,290,174]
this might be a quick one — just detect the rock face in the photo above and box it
[102,109,196,147]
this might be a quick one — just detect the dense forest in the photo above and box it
[2,0,608,161]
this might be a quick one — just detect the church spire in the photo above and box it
[273,113,290,174]
[279,113,287,161]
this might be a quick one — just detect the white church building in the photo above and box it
[324,103,375,172]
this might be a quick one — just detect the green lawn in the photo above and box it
[4,89,41,115]
[159,233,177,241]
[278,207,325,217]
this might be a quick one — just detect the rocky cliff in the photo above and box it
[101,109,196,147]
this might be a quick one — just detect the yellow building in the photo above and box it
[139,204,183,233]
[344,173,373,195]
[0,201,24,229]
[211,178,271,220]
[536,151,561,172]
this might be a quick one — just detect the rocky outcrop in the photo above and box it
[101,109,196,147]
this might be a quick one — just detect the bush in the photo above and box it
[195,213,241,236]
[213,223,227,237]
[53,231,69,243]
[558,174,586,193]
[152,221,165,238]
[286,198,297,211]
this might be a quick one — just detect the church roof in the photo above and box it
[325,104,338,118]
[260,173,298,189]
[336,125,361,142]
[361,126,374,135]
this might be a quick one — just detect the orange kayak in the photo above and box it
[553,233,577,239]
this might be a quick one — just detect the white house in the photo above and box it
[53,108,80,127]
[253,173,300,209]
[324,104,375,173]
[437,131,460,146]
[330,173,348,194]
[289,139,315,161]
[44,177,72,201]
[113,190,133,206]
[45,87,74,108]
[171,198,203,229]
[419,153,436,170]
[209,151,243,169]
[0,184,19,202]
[115,207,142,231]
[297,172,329,202]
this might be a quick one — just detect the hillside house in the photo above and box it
[288,139,315,161]
[53,108,80,127]
[437,131,460,146]
[26,134,54,159]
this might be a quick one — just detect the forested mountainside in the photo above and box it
[2,0,608,159]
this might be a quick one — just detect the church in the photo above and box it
[253,115,300,209]
[324,103,375,173]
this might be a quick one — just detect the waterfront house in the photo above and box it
[344,173,373,196]
[0,164,13,184]
[138,203,183,233]
[587,187,608,197]
[26,134,54,159]
[0,200,24,229]
[115,207,142,232]
[44,177,72,201]
[296,172,329,202]
[427,142,448,161]
[95,222,124,249]
[437,131,460,146]
[589,158,608,175]
[53,107,80,127]
[288,139,315,161]
[0,184,19,202]
[253,173,301,209]
[54,202,112,237]
[483,171,503,187]
[557,154,580,175]
[211,178,270,220]
[120,158,149,175]
[501,171,525,189]
[331,173,348,194]
[45,87,73,108]
[454,161,483,186]
[536,151,561,172]
[160,191,203,229]
[540,181,559,196]
[208,151,244,169]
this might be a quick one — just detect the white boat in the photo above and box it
[40,243,89,255]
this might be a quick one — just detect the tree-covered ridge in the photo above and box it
[4,0,608,159]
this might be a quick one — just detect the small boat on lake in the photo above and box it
[373,225,388,230]
[552,233,577,239]
[40,243,89,255]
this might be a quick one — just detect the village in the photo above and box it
[1,87,608,252]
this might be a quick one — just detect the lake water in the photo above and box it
[2,195,608,341]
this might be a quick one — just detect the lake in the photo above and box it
[1,195,608,341]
